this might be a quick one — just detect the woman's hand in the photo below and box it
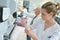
[20,17,27,27]
[25,28,32,36]
[20,18,25,26]
[25,28,38,40]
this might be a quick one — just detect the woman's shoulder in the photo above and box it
[51,23,60,37]
[56,23,60,28]
[54,23,60,32]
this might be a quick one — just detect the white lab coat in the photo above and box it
[32,18,60,40]
[32,14,41,25]
[30,14,41,34]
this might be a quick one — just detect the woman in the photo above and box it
[25,2,60,40]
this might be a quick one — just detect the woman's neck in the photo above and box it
[44,18,56,30]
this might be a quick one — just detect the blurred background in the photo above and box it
[0,0,60,40]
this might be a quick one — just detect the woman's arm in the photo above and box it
[25,28,38,40]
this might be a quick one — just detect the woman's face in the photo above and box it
[41,8,52,21]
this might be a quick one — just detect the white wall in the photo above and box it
[0,0,17,14]
[0,0,7,7]
[9,0,17,14]
[29,0,51,11]
[29,0,60,12]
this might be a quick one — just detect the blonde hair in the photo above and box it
[41,2,60,16]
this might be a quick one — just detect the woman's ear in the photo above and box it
[49,12,54,17]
